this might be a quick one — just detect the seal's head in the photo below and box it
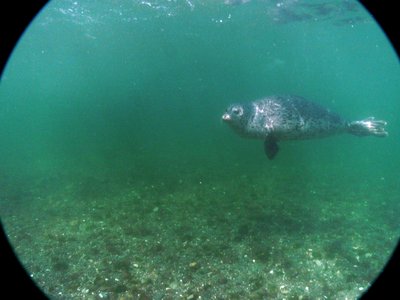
[222,103,250,136]
[222,104,244,122]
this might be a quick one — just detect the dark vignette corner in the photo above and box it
[1,3,50,299]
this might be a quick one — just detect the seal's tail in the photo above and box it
[348,117,388,137]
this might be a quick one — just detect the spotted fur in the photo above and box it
[223,95,347,141]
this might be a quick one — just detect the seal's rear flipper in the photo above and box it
[264,137,279,160]
[348,117,388,137]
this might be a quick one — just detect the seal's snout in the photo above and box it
[222,113,231,121]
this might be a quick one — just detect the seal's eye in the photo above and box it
[232,106,242,116]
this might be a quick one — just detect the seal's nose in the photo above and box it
[222,113,231,121]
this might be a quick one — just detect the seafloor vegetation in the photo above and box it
[1,163,398,299]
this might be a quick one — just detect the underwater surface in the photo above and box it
[1,0,399,299]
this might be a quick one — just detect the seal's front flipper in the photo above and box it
[264,137,279,160]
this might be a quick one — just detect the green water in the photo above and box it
[1,0,399,299]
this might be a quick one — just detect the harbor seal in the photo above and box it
[222,95,388,159]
